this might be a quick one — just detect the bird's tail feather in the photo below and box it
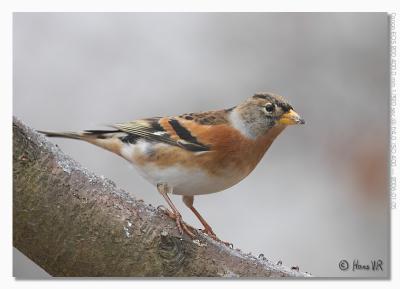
[37,130,119,140]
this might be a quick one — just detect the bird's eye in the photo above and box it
[264,103,275,113]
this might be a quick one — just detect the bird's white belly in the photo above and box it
[133,163,237,195]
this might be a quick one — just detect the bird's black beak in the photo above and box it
[277,109,305,125]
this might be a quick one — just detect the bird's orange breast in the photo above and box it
[132,120,286,180]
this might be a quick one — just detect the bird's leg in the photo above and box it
[182,196,215,236]
[157,183,195,238]
[182,196,232,247]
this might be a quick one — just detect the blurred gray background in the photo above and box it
[13,13,389,277]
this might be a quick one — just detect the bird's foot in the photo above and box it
[173,212,196,238]
[157,205,175,218]
[157,205,196,238]
[201,227,233,248]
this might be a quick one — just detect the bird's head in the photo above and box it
[229,92,305,139]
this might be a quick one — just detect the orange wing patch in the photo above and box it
[158,117,179,141]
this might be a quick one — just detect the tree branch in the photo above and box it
[13,117,311,277]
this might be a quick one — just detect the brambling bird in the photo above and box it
[39,92,304,242]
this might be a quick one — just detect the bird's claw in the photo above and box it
[174,212,196,238]
[157,205,175,218]
[201,228,233,248]
[158,205,195,238]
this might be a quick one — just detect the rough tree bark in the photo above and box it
[13,117,311,277]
